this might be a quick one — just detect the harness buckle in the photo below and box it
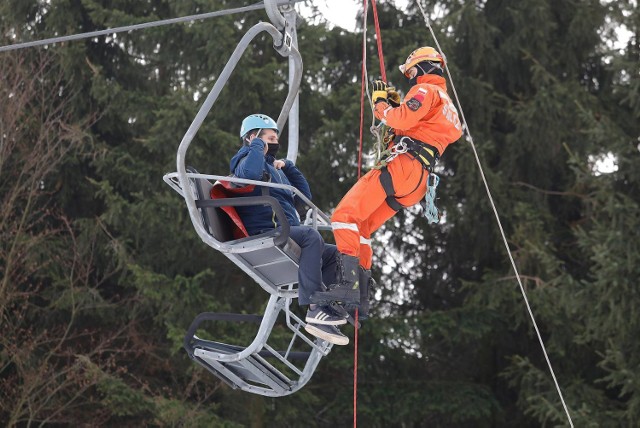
[383,138,409,164]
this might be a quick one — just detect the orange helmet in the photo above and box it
[398,46,445,77]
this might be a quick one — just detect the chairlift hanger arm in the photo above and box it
[265,0,286,30]
[175,21,302,253]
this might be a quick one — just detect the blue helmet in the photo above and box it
[239,114,279,138]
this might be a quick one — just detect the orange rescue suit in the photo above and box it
[331,74,463,269]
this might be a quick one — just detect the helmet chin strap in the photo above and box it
[244,128,263,144]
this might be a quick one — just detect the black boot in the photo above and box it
[310,254,360,305]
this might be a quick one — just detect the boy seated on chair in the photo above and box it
[229,113,349,346]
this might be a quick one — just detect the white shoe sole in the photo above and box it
[304,315,347,326]
[304,324,349,346]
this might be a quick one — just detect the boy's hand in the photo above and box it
[273,159,286,169]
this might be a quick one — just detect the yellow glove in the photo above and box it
[387,87,401,107]
[371,80,389,104]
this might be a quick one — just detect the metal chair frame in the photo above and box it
[163,1,337,396]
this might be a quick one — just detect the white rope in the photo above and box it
[0,0,305,53]
[415,2,574,426]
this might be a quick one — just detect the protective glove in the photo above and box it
[386,87,401,107]
[371,80,389,104]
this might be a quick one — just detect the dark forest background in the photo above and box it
[1,0,639,426]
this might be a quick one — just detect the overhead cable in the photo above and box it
[0,0,305,53]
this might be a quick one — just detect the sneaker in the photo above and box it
[304,323,349,346]
[305,306,347,326]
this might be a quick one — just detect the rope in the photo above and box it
[354,4,369,424]
[370,0,387,81]
[0,0,306,53]
[369,0,388,166]
[415,2,574,426]
[354,2,384,425]
[357,0,370,180]
[424,174,440,223]
[354,4,368,424]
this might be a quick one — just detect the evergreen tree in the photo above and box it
[1,0,638,426]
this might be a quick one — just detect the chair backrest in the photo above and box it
[209,180,253,240]
[187,167,238,243]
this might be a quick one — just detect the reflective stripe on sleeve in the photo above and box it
[331,221,359,232]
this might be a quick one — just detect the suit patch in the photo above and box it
[413,89,427,102]
[406,97,422,111]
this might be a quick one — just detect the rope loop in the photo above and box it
[424,173,440,224]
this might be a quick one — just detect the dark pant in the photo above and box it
[287,226,338,305]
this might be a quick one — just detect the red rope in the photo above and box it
[357,0,368,180]
[353,309,359,428]
[355,0,368,421]
[370,0,387,81]
[355,1,386,426]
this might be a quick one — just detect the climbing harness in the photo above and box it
[374,136,439,171]
[371,135,441,217]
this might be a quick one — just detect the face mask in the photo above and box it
[266,143,280,157]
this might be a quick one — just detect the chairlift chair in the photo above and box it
[163,0,338,397]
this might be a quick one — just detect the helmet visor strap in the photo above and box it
[244,128,263,144]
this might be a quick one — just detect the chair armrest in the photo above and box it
[196,195,290,246]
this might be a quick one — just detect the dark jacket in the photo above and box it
[230,137,312,236]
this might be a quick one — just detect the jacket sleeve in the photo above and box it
[282,159,312,201]
[374,85,437,130]
[233,138,266,180]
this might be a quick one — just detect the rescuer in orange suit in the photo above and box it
[310,47,463,318]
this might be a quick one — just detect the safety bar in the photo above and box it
[163,172,332,252]
[164,172,331,224]
[175,21,303,257]
[196,195,290,246]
